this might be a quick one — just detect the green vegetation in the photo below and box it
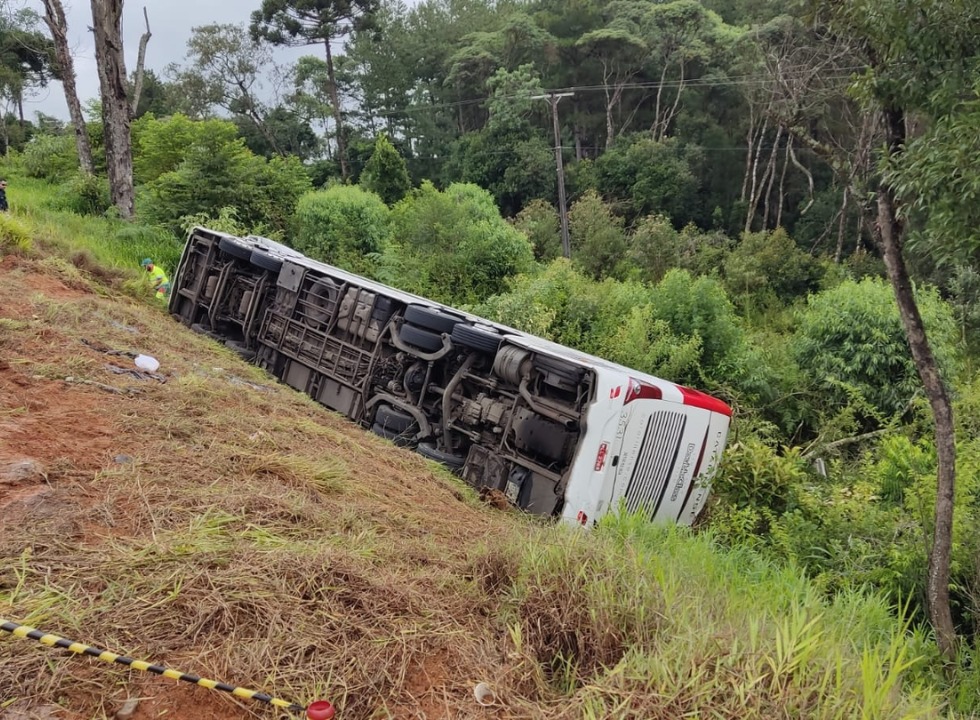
[293,185,391,275]
[2,0,980,712]
[0,250,952,715]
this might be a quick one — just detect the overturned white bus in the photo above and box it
[168,227,731,526]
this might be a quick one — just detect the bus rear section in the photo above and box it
[561,374,731,527]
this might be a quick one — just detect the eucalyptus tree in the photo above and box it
[41,0,92,173]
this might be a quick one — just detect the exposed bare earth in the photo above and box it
[0,253,538,720]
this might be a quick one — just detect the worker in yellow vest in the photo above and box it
[141,258,170,300]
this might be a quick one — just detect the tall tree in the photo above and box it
[575,27,646,150]
[41,0,94,174]
[0,8,56,128]
[90,0,134,218]
[174,24,281,154]
[250,0,380,181]
[815,0,980,660]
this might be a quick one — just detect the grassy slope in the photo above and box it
[0,184,948,719]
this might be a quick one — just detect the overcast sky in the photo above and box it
[21,0,390,121]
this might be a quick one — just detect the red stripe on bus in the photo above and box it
[678,386,732,417]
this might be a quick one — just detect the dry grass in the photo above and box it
[0,247,950,720]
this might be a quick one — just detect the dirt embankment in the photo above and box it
[0,253,530,720]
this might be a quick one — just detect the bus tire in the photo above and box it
[451,324,501,355]
[374,404,415,433]
[225,339,256,361]
[218,237,253,261]
[250,249,283,274]
[404,305,461,334]
[417,442,466,471]
[399,323,444,353]
[371,422,414,447]
[191,322,223,341]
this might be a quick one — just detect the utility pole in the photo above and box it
[532,91,574,258]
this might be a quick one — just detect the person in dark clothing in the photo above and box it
[0,180,8,212]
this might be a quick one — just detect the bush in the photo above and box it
[568,190,628,280]
[132,113,240,184]
[55,172,111,216]
[0,213,33,254]
[647,269,748,386]
[476,261,709,383]
[724,228,824,306]
[360,134,411,206]
[386,181,535,305]
[595,136,704,225]
[140,136,312,239]
[293,186,391,275]
[112,224,182,274]
[513,199,561,263]
[22,134,78,181]
[793,278,961,426]
[628,214,683,284]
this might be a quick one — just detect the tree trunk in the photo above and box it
[788,140,814,217]
[775,135,792,228]
[90,0,134,219]
[0,107,9,155]
[877,106,957,660]
[129,6,151,118]
[652,62,669,140]
[740,108,755,203]
[602,62,615,151]
[659,63,686,142]
[744,116,769,234]
[43,0,95,175]
[323,38,348,181]
[835,186,849,262]
[761,125,784,230]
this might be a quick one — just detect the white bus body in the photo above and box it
[169,228,731,526]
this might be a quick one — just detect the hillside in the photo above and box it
[0,238,946,718]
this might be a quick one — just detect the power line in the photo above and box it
[351,68,867,121]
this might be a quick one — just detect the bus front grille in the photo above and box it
[621,411,686,517]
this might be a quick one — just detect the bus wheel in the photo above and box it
[451,324,502,355]
[371,422,414,447]
[225,339,256,361]
[250,249,284,274]
[218,237,253,261]
[417,442,466,471]
[374,404,416,433]
[399,323,444,353]
[404,305,461,334]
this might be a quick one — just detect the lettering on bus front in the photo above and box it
[669,442,697,503]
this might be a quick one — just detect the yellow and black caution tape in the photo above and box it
[0,619,335,719]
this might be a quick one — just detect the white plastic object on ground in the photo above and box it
[134,355,160,373]
[473,682,496,706]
